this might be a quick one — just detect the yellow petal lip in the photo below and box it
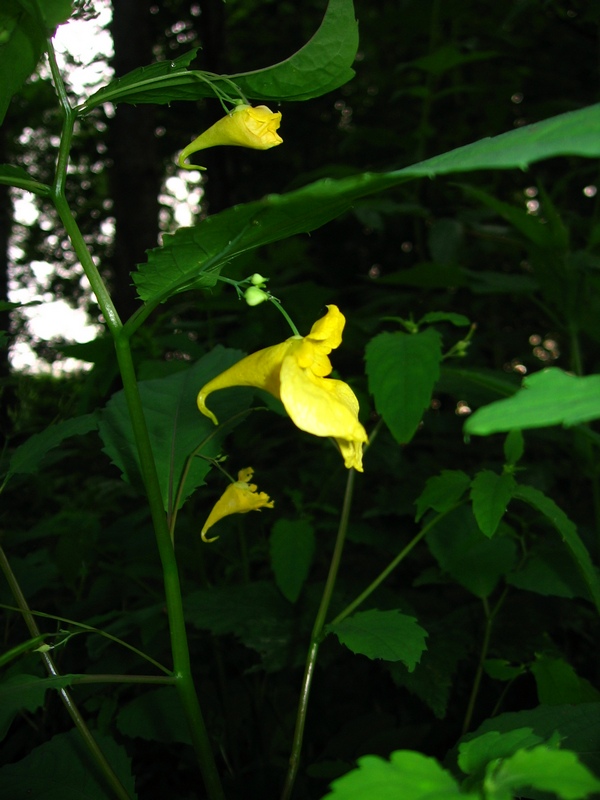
[197,305,368,471]
[200,467,274,542]
[178,104,282,170]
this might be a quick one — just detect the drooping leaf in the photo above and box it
[322,750,477,800]
[465,368,600,435]
[0,673,75,741]
[133,103,600,304]
[270,518,315,603]
[327,609,427,670]
[513,484,600,615]
[0,728,137,799]
[414,469,471,522]
[82,0,357,110]
[365,328,442,444]
[470,469,516,538]
[97,347,252,511]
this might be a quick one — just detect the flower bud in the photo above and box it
[244,286,270,306]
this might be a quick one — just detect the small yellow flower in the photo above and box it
[178,104,282,170]
[201,467,274,542]
[197,305,368,471]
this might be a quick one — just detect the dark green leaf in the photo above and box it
[327,609,427,670]
[0,163,49,194]
[530,655,600,706]
[470,469,516,538]
[508,540,591,600]
[365,328,442,444]
[414,469,471,522]
[270,518,315,603]
[458,728,545,777]
[117,687,191,745]
[419,311,471,327]
[0,673,74,741]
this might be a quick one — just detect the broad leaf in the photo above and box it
[365,328,442,444]
[465,368,600,435]
[458,728,545,777]
[530,655,600,706]
[513,484,600,615]
[470,469,516,538]
[82,0,358,110]
[117,687,191,745]
[414,469,471,522]
[98,347,252,511]
[327,609,427,670]
[0,673,74,741]
[322,750,477,800]
[270,518,315,603]
[507,540,591,600]
[133,103,600,304]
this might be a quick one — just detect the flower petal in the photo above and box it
[201,468,274,542]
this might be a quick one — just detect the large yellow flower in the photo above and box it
[201,467,274,542]
[178,104,282,170]
[197,305,368,471]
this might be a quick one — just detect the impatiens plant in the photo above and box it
[1,1,600,800]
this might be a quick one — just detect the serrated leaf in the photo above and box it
[117,687,191,745]
[365,328,442,444]
[491,745,600,800]
[270,519,315,603]
[328,609,427,670]
[82,0,357,110]
[133,104,600,305]
[0,728,137,799]
[470,470,516,538]
[97,347,252,511]
[2,414,98,491]
[415,469,471,522]
[322,750,476,800]
[513,484,600,615]
[465,368,600,436]
[0,673,75,741]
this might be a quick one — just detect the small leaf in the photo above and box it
[419,311,471,327]
[415,470,471,522]
[366,328,442,444]
[470,470,516,538]
[503,429,524,466]
[327,609,427,670]
[270,519,315,603]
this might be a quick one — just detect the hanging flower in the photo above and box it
[197,305,368,471]
[201,467,274,542]
[178,104,282,170]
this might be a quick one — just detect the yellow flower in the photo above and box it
[201,467,274,542]
[197,305,368,471]
[178,104,282,170]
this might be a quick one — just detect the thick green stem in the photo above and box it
[0,547,133,800]
[281,469,356,800]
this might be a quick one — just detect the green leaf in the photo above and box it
[117,687,191,745]
[2,414,98,491]
[133,103,600,304]
[97,347,251,511]
[419,311,471,327]
[490,745,600,800]
[82,0,357,110]
[470,470,516,538]
[0,728,137,799]
[426,506,517,598]
[270,518,315,603]
[322,750,476,800]
[464,368,600,435]
[0,163,49,194]
[503,429,524,466]
[458,728,545,777]
[327,609,427,670]
[507,540,591,600]
[513,484,600,615]
[0,673,75,741]
[365,328,442,444]
[530,655,600,706]
[414,469,471,522]
[484,659,527,682]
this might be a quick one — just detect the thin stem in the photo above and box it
[269,297,300,336]
[0,547,133,800]
[281,469,356,800]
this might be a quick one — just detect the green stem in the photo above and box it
[281,469,356,800]
[0,546,133,800]
[269,297,300,336]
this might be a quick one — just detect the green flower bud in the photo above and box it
[244,286,270,306]
[250,273,269,286]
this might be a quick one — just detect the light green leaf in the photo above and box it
[465,368,600,435]
[503,429,524,466]
[531,655,600,706]
[322,750,476,800]
[327,609,427,670]
[490,745,600,800]
[2,414,98,492]
[133,103,600,304]
[0,673,75,741]
[365,328,442,444]
[82,0,357,110]
[270,519,315,603]
[0,728,137,799]
[414,469,471,522]
[97,347,251,511]
[470,470,516,538]
[513,484,600,615]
